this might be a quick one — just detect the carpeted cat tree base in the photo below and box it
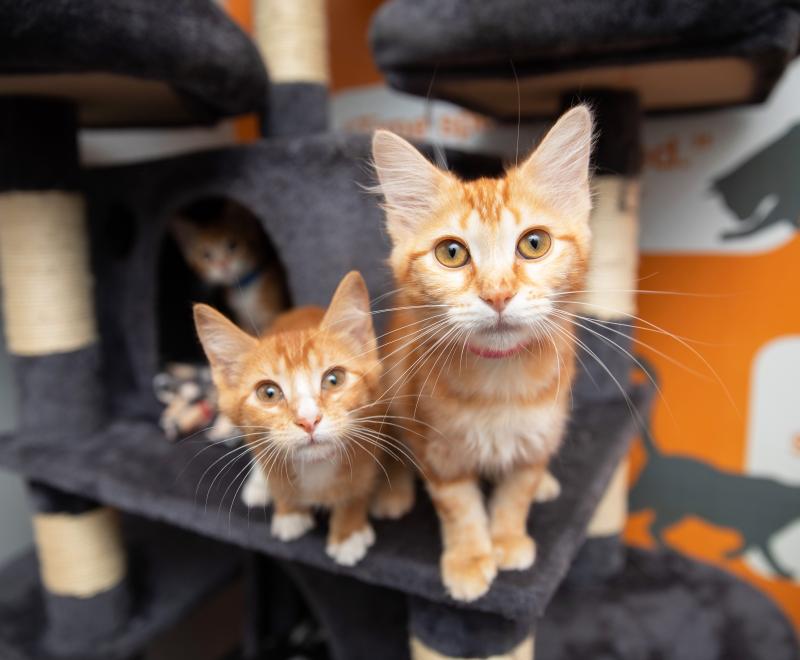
[0,3,267,656]
[1,123,779,659]
[538,547,799,660]
[0,516,240,660]
[0,62,641,660]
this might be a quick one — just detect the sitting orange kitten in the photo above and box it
[173,199,287,333]
[194,272,409,565]
[371,107,593,600]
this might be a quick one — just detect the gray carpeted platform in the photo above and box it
[0,0,268,126]
[370,0,800,120]
[0,385,650,622]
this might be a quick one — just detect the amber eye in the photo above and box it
[255,381,283,403]
[517,229,552,259]
[434,239,470,268]
[322,368,345,390]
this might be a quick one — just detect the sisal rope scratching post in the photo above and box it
[253,0,330,135]
[581,176,638,542]
[568,91,643,569]
[0,192,96,355]
[578,177,639,321]
[254,0,329,85]
[33,508,126,598]
[0,98,129,648]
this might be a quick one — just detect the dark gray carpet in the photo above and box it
[0,516,241,660]
[0,0,268,125]
[0,385,649,622]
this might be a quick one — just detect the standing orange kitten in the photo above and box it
[194,272,411,565]
[372,107,593,600]
[173,200,287,332]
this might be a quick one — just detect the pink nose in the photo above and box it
[295,415,321,433]
[481,292,514,313]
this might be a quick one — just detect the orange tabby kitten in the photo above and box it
[371,107,593,600]
[173,200,287,332]
[194,272,409,566]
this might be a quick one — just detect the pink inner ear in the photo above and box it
[372,131,450,236]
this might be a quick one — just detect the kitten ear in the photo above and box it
[193,303,257,383]
[372,130,452,240]
[321,271,376,357]
[515,105,594,217]
[171,215,196,247]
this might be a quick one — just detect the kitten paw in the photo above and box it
[441,550,497,602]
[492,534,536,571]
[271,512,315,541]
[534,470,561,503]
[241,470,271,508]
[326,525,375,566]
[370,485,415,520]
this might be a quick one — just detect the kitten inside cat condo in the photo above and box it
[155,197,289,442]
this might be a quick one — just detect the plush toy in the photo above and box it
[153,363,239,445]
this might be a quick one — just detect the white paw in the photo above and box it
[535,470,561,503]
[326,525,375,566]
[271,512,315,541]
[241,469,271,508]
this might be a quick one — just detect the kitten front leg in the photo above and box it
[489,462,547,570]
[370,456,415,520]
[428,478,496,602]
[241,466,271,508]
[534,469,561,503]
[326,495,375,566]
[271,498,315,542]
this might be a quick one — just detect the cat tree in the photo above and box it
[370,0,800,658]
[0,1,266,657]
[0,1,795,660]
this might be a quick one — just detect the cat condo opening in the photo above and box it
[158,196,289,363]
[154,196,290,441]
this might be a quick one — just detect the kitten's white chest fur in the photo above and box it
[294,460,338,502]
[425,359,567,475]
[459,403,566,472]
[440,401,566,474]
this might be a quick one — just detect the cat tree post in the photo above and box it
[568,90,643,581]
[254,0,330,135]
[408,597,534,660]
[0,96,130,650]
[0,2,269,654]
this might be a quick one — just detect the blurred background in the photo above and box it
[0,0,797,643]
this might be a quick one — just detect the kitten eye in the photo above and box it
[517,229,552,260]
[203,250,213,260]
[255,381,283,403]
[322,368,345,390]
[434,239,470,268]
[228,240,238,252]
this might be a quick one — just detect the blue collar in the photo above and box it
[235,267,263,289]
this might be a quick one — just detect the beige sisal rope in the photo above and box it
[578,176,639,320]
[0,191,97,355]
[254,0,329,84]
[587,458,629,537]
[33,507,126,598]
[410,636,534,660]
